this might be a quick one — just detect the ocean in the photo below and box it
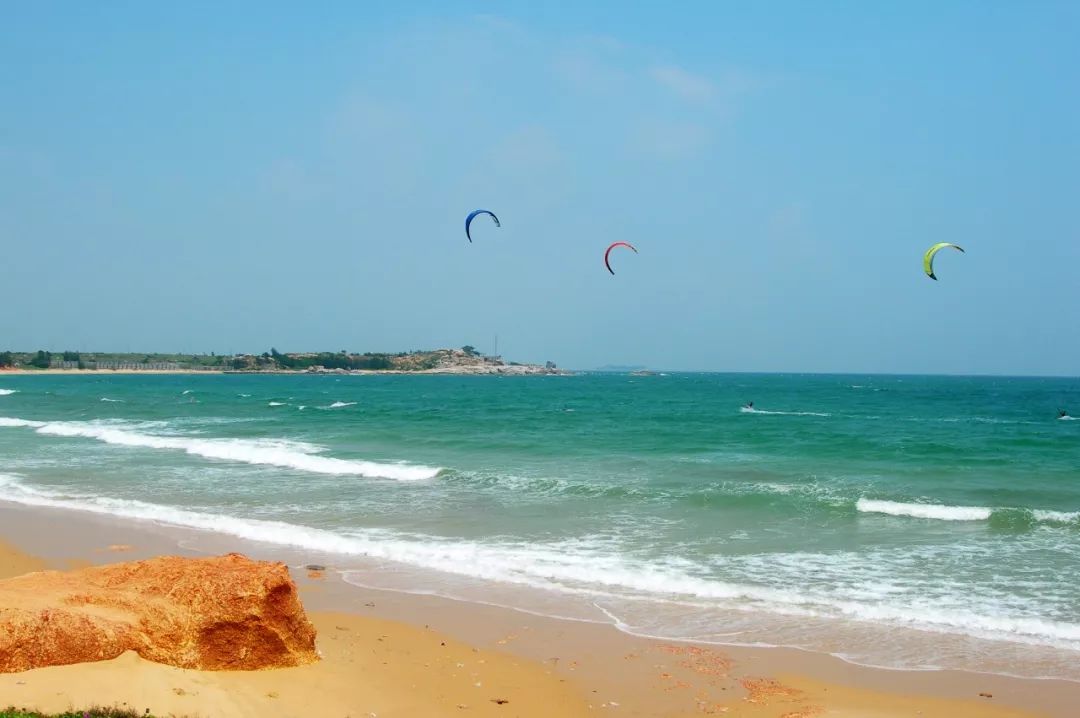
[1,373,1078,680]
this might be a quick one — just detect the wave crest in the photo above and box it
[0,416,441,481]
[857,499,1078,526]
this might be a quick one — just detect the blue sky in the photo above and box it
[1,2,1077,373]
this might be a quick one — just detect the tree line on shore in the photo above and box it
[0,347,487,371]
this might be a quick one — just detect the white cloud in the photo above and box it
[631,120,713,160]
[649,64,717,103]
[552,34,632,97]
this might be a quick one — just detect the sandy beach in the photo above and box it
[1,503,1076,718]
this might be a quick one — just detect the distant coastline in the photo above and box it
[0,348,568,376]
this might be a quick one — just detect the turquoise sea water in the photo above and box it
[1,373,1078,678]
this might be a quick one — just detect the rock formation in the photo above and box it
[0,553,317,673]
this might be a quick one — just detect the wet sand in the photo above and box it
[1,503,1077,717]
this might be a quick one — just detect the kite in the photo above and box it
[923,243,964,280]
[465,210,500,243]
[604,242,638,275]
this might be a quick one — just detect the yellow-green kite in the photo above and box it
[923,243,965,281]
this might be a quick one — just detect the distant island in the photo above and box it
[0,347,567,376]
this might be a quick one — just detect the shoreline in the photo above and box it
[0,369,225,375]
[1,502,1076,717]
[0,367,570,376]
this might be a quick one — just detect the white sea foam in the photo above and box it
[238,393,251,398]
[100,397,124,403]
[268,401,287,407]
[857,499,991,521]
[1,472,1077,653]
[0,389,17,396]
[0,417,46,428]
[0,416,441,480]
[181,390,193,395]
[327,401,357,409]
[1032,510,1080,524]
[857,499,1080,525]
[1059,415,1078,421]
[740,407,831,417]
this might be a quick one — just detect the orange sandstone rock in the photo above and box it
[0,553,317,673]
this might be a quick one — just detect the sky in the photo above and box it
[1,2,1077,374]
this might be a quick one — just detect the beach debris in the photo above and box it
[465,209,500,243]
[740,678,803,705]
[923,242,965,281]
[979,692,993,698]
[266,691,279,699]
[697,698,731,714]
[0,553,318,672]
[656,644,732,679]
[604,242,638,275]
[490,698,509,705]
[304,564,326,571]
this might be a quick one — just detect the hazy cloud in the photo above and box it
[649,64,717,103]
[630,120,713,159]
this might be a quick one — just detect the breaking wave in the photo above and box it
[857,499,1079,526]
[0,416,441,481]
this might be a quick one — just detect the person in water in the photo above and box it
[745,401,754,409]
[1060,409,1070,418]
